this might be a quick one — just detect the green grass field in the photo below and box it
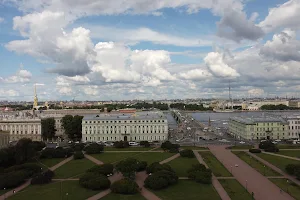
[270,178,300,200]
[278,145,300,149]
[54,158,95,178]
[152,180,221,200]
[167,157,199,177]
[198,151,232,177]
[233,151,281,176]
[0,190,7,195]
[101,193,146,200]
[132,152,175,164]
[219,179,253,200]
[229,145,254,150]
[91,152,141,164]
[9,181,99,200]
[104,147,154,151]
[39,158,66,168]
[180,146,208,150]
[256,153,300,172]
[276,150,300,158]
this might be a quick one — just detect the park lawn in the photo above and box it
[233,151,281,176]
[152,180,221,200]
[101,193,146,200]
[167,157,199,177]
[219,179,253,200]
[9,181,99,200]
[132,152,175,165]
[276,150,300,158]
[256,153,300,172]
[0,190,7,195]
[181,146,208,150]
[104,147,154,151]
[270,178,300,200]
[229,145,254,150]
[91,152,141,164]
[198,151,232,177]
[40,158,66,168]
[54,158,95,178]
[278,145,300,149]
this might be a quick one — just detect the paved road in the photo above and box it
[209,146,293,200]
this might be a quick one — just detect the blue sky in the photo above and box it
[0,0,300,101]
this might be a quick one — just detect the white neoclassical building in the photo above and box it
[0,115,42,142]
[287,116,300,139]
[82,111,168,142]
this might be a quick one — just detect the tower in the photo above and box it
[33,84,38,109]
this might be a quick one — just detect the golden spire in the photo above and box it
[33,84,38,108]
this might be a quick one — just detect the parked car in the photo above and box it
[129,142,139,146]
[239,141,245,144]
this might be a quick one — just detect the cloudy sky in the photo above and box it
[1,0,300,101]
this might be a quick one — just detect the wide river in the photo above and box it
[165,111,300,129]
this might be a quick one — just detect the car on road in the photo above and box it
[129,142,139,146]
[219,139,230,143]
[274,139,281,142]
[239,141,245,144]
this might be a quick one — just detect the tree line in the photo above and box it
[260,104,300,110]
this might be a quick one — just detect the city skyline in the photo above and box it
[1,0,300,101]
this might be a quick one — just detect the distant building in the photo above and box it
[229,116,288,140]
[286,117,300,139]
[289,101,300,108]
[82,111,168,142]
[0,117,42,141]
[0,130,10,148]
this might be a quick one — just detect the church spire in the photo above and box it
[33,84,38,109]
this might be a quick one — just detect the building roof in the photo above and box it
[83,111,167,121]
[230,116,288,125]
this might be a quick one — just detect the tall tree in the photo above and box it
[41,118,56,141]
[15,138,36,164]
[62,115,83,140]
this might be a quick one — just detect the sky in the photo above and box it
[0,0,300,101]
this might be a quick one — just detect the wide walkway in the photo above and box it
[209,146,293,200]
[136,171,161,200]
[263,151,300,161]
[84,154,104,165]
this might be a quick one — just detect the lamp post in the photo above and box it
[66,193,69,200]
[264,165,266,176]
[3,187,6,200]
[287,180,289,194]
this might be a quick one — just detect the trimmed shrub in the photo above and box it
[249,148,261,153]
[161,141,180,152]
[286,164,300,175]
[187,164,212,184]
[4,163,42,177]
[31,170,54,185]
[110,178,139,194]
[115,158,139,179]
[87,164,114,176]
[144,170,178,190]
[259,141,275,150]
[73,143,85,151]
[40,148,71,159]
[113,141,129,148]
[74,151,84,159]
[136,161,147,172]
[84,143,104,154]
[146,162,173,174]
[31,141,46,152]
[180,149,194,158]
[79,172,111,190]
[139,141,151,147]
[0,170,29,189]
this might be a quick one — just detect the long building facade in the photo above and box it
[0,118,42,141]
[229,116,288,140]
[82,111,168,142]
[287,117,300,139]
[0,131,10,148]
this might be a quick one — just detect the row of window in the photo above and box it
[84,130,166,134]
[290,126,300,130]
[84,135,165,141]
[84,125,165,130]
[85,120,165,124]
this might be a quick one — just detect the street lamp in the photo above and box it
[264,165,266,176]
[286,180,289,193]
[3,187,6,199]
[66,193,69,200]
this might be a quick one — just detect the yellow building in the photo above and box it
[0,130,10,148]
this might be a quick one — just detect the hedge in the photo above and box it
[144,170,178,190]
[0,170,29,188]
[249,148,262,153]
[180,149,194,158]
[74,151,84,159]
[136,161,147,172]
[84,143,104,154]
[4,163,42,177]
[87,164,114,176]
[79,172,111,190]
[31,170,54,185]
[110,178,139,194]
[187,164,212,184]
[146,162,173,174]
[139,141,151,147]
[113,141,129,148]
[40,147,72,159]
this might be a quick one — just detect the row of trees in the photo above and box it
[261,104,299,110]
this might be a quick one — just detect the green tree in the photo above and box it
[115,158,139,180]
[61,115,83,140]
[15,138,36,164]
[41,118,56,141]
